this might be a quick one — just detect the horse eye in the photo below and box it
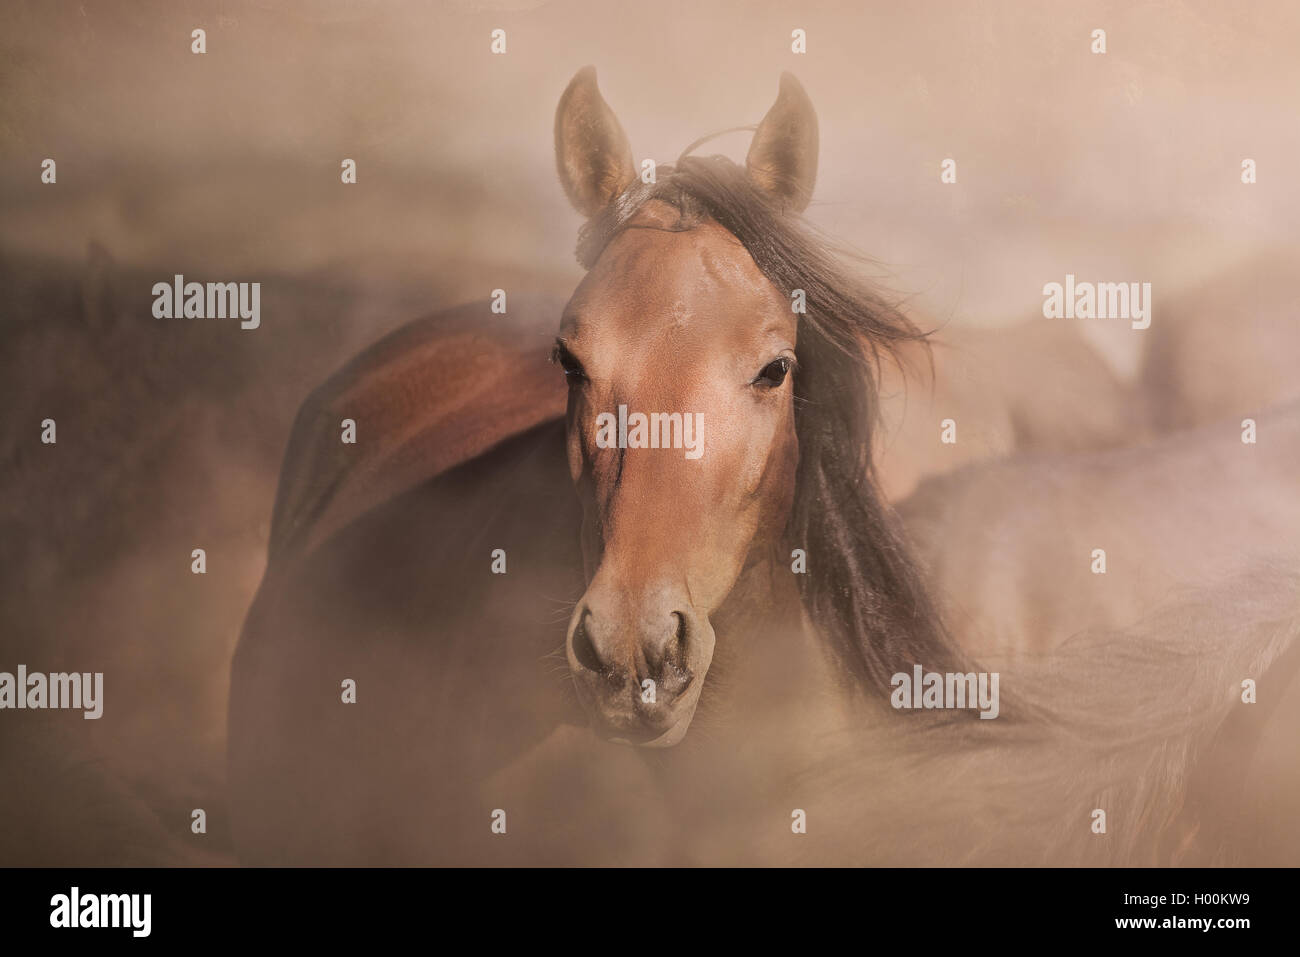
[754,356,791,387]
[551,343,588,383]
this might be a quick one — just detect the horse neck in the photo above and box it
[704,544,835,717]
[663,544,853,793]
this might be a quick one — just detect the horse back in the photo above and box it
[268,294,569,565]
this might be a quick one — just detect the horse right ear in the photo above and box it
[746,72,819,213]
[554,66,637,218]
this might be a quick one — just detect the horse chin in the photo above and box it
[594,700,701,749]
[633,711,696,749]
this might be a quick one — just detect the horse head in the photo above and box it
[553,67,952,746]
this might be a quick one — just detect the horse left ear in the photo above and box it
[746,73,819,213]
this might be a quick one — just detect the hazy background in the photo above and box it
[1,0,1297,863]
[5,0,1299,324]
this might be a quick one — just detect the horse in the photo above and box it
[227,67,1300,865]
[1138,247,1300,432]
[873,317,1148,502]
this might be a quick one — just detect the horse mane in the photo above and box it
[574,152,973,698]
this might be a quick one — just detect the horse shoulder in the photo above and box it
[1140,250,1300,430]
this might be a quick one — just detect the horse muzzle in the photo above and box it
[565,589,716,747]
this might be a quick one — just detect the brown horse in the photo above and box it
[228,68,1300,865]
[1138,247,1300,432]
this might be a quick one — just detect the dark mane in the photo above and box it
[574,152,972,698]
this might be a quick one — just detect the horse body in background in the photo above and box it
[1138,248,1300,432]
[228,69,1300,865]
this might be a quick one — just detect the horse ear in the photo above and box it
[746,72,819,213]
[554,66,637,218]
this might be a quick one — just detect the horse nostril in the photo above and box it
[671,611,689,666]
[570,611,604,674]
